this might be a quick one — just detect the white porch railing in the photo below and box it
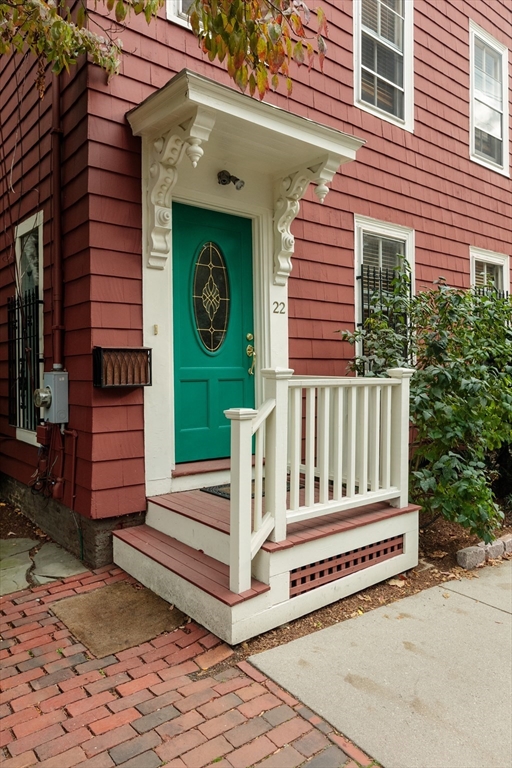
[225,367,413,593]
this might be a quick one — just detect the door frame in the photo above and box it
[142,175,281,497]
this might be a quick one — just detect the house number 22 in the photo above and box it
[273,301,286,314]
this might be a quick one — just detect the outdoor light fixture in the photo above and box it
[217,170,245,190]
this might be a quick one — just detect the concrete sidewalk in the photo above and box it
[251,560,512,768]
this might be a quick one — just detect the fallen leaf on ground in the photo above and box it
[430,551,448,558]
[442,593,450,598]
[388,579,404,587]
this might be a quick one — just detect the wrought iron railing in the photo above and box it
[8,288,42,431]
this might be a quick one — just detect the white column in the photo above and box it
[262,368,293,542]
[386,368,414,507]
[224,408,257,593]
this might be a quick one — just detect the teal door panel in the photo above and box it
[173,203,254,463]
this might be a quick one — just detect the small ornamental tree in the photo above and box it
[342,265,512,543]
[0,0,327,98]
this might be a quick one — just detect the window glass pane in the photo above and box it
[180,0,194,12]
[475,260,503,290]
[362,0,379,33]
[475,128,502,164]
[361,70,376,104]
[376,39,403,86]
[19,229,39,295]
[377,78,403,117]
[363,234,404,271]
[380,4,402,48]
[474,101,502,139]
[193,242,230,352]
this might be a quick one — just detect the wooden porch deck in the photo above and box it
[148,489,415,550]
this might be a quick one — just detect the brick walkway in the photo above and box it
[0,566,376,768]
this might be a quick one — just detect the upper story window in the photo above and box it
[470,247,509,297]
[8,212,44,445]
[167,0,193,26]
[470,22,509,176]
[354,0,414,132]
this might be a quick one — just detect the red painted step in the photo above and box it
[113,525,270,607]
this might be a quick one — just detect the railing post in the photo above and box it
[261,368,293,542]
[224,407,258,593]
[386,368,414,507]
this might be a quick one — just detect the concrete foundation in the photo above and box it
[0,473,145,569]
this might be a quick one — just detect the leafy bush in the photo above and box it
[342,265,512,542]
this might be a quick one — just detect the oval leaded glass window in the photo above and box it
[193,242,230,352]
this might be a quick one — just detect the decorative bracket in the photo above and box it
[273,154,341,285]
[147,106,216,269]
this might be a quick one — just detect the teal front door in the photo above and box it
[173,203,255,463]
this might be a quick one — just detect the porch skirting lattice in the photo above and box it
[289,535,404,597]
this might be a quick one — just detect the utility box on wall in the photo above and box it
[42,371,69,424]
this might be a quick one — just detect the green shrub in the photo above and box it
[342,265,512,542]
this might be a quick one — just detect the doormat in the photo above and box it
[200,479,299,501]
[51,582,186,658]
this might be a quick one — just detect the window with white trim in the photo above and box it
[167,0,193,26]
[8,212,44,445]
[354,0,414,131]
[470,22,509,175]
[354,215,414,332]
[470,247,509,296]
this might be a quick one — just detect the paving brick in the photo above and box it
[2,683,32,704]
[63,706,112,733]
[1,668,22,683]
[105,658,143,678]
[86,673,131,696]
[108,731,162,765]
[0,750,38,768]
[156,709,205,739]
[75,656,118,675]
[136,689,182,714]
[197,709,247,740]
[37,745,88,768]
[235,682,267,702]
[328,733,373,766]
[140,642,179,665]
[16,625,54,643]
[0,701,11,717]
[34,726,93,762]
[59,670,103,692]
[116,750,162,768]
[17,651,62,672]
[175,627,209,648]
[24,637,62,655]
[2,623,40,639]
[132,704,180,733]
[116,643,154,662]
[150,675,191,696]
[267,715,313,747]
[306,745,351,767]
[90,707,142,735]
[67,691,118,717]
[0,706,39,732]
[155,729,207,762]
[174,687,219,714]
[236,661,266,683]
[164,643,204,667]
[195,644,234,671]
[126,659,167,679]
[0,668,45,691]
[236,692,281,719]
[10,613,49,627]
[254,744,305,767]
[9,684,60,712]
[198,633,221,650]
[181,734,233,768]
[262,704,296,727]
[197,692,244,720]
[31,667,76,690]
[0,728,14,747]
[115,673,161,697]
[224,734,276,768]
[265,680,299,707]
[156,660,199,681]
[293,728,330,757]
[44,653,88,674]
[82,724,139,759]
[6,723,66,757]
[39,686,88,713]
[108,688,154,713]
[61,643,87,657]
[150,630,185,647]
[224,716,271,748]
[212,676,249,697]
[177,677,216,697]
[75,753,116,768]
[12,709,66,739]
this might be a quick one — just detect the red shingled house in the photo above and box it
[1,0,510,641]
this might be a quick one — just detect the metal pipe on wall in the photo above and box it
[51,72,64,371]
